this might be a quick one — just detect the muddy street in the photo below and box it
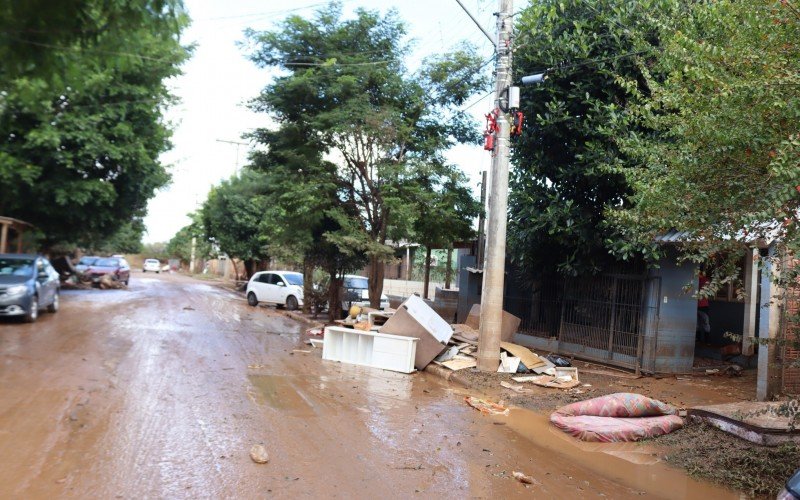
[0,273,737,499]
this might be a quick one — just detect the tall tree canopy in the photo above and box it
[608,0,800,263]
[200,170,271,278]
[0,0,190,249]
[509,0,675,277]
[245,1,484,306]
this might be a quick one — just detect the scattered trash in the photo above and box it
[497,352,521,373]
[550,393,684,442]
[434,345,461,363]
[546,354,571,367]
[512,471,537,485]
[499,342,546,372]
[465,396,509,416]
[500,381,534,394]
[439,356,477,371]
[705,368,720,375]
[183,306,195,311]
[451,323,479,342]
[292,349,312,354]
[249,444,270,464]
[309,339,324,349]
[724,365,743,377]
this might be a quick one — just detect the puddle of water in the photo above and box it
[247,374,336,417]
[502,408,740,499]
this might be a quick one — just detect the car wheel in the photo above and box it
[286,295,299,311]
[25,295,39,323]
[157,270,160,274]
[142,270,146,273]
[47,291,59,313]
[247,292,258,307]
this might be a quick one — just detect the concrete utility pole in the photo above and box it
[477,0,514,371]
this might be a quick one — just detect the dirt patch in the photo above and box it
[653,421,799,497]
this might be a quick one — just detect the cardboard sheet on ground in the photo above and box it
[499,342,554,373]
[437,355,477,371]
[497,352,521,373]
[464,304,521,342]
[550,393,683,442]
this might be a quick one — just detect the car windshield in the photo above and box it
[345,277,369,289]
[0,258,34,277]
[284,273,303,286]
[94,258,119,267]
[78,257,97,265]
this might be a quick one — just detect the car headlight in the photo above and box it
[6,285,28,296]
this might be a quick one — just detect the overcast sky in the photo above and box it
[143,0,497,243]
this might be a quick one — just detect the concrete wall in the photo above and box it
[649,250,698,373]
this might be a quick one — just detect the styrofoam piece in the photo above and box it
[322,326,417,374]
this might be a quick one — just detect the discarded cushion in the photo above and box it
[550,392,683,442]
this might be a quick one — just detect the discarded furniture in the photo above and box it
[379,295,452,370]
[550,393,683,442]
[322,326,417,374]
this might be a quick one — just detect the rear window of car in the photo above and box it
[145,259,159,264]
[344,277,369,289]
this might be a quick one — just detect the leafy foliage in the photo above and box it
[244,2,482,305]
[609,0,800,265]
[200,170,271,277]
[0,0,190,249]
[509,0,675,277]
[166,216,211,265]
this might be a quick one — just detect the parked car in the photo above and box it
[75,255,99,273]
[246,271,304,310]
[0,254,60,322]
[86,257,130,285]
[142,259,161,273]
[342,274,390,311]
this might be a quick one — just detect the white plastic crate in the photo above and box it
[322,326,417,374]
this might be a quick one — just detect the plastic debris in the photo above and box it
[465,396,509,416]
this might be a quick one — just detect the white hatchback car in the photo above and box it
[246,271,304,310]
[142,259,161,273]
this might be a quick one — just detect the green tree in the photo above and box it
[412,164,480,297]
[244,1,485,307]
[201,170,271,279]
[166,217,211,265]
[609,0,800,263]
[0,0,190,249]
[509,0,676,277]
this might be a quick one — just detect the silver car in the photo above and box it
[0,254,60,322]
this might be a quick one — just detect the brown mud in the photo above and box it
[0,272,739,498]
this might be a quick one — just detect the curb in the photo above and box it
[423,363,475,389]
[279,309,325,328]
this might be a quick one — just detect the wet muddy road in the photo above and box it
[0,273,738,499]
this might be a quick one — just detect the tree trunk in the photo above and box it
[445,245,453,289]
[302,257,313,314]
[423,246,432,299]
[328,271,342,321]
[368,255,385,309]
[244,259,255,279]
